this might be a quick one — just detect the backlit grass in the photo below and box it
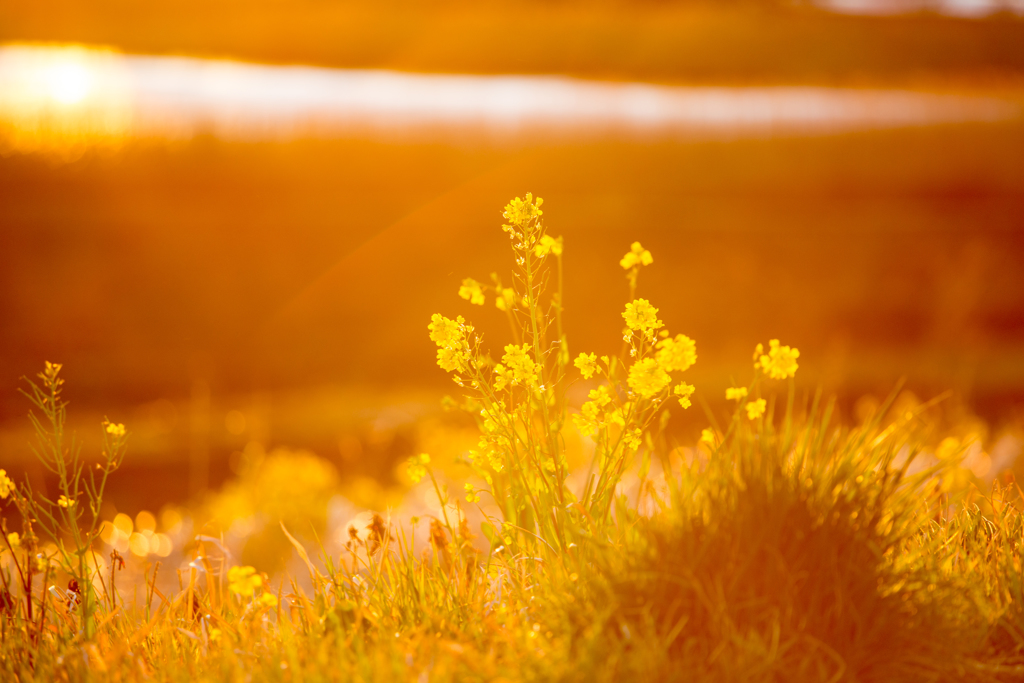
[2,195,1023,681]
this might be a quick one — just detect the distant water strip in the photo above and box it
[0,44,1016,153]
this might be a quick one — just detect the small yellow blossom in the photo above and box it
[725,387,748,401]
[493,364,511,391]
[209,628,222,642]
[746,398,767,420]
[259,592,278,608]
[758,339,800,380]
[700,428,716,445]
[673,382,695,409]
[406,453,431,484]
[588,385,613,407]
[574,352,598,379]
[105,422,126,436]
[628,358,671,399]
[619,242,653,270]
[458,278,486,306]
[752,343,764,363]
[428,314,469,373]
[57,495,75,508]
[464,483,481,503]
[622,299,664,334]
[0,469,13,499]
[534,234,563,257]
[495,287,515,312]
[227,566,263,597]
[656,334,697,373]
[7,532,20,549]
[502,344,538,386]
[624,428,643,451]
[502,193,543,230]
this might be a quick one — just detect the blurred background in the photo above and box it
[1,1,1023,570]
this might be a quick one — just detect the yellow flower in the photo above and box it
[429,314,470,373]
[7,532,20,549]
[622,299,663,333]
[502,344,538,386]
[758,339,800,380]
[700,428,716,445]
[574,352,598,379]
[105,421,126,436]
[746,398,767,420]
[628,358,671,399]
[656,334,697,373]
[464,483,481,503]
[428,313,465,348]
[259,592,278,608]
[406,453,431,484]
[624,428,643,452]
[534,234,563,257]
[495,287,515,312]
[619,241,653,270]
[209,628,222,642]
[458,278,486,306]
[57,495,75,508]
[588,385,613,407]
[752,343,763,363]
[0,469,13,499]
[673,382,695,409]
[725,387,748,401]
[227,566,263,597]
[502,193,543,229]
[493,364,511,391]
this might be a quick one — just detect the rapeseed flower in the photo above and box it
[574,352,598,379]
[458,278,486,306]
[502,344,538,386]
[628,358,671,399]
[493,364,511,391]
[406,453,431,484]
[656,334,697,373]
[502,193,543,230]
[0,469,12,499]
[429,314,470,372]
[7,532,20,549]
[700,428,716,445]
[534,235,563,257]
[619,242,653,270]
[726,387,748,401]
[105,421,126,436]
[57,495,75,508]
[622,299,663,334]
[673,382,695,409]
[746,398,767,420]
[495,287,515,312]
[758,339,800,379]
[227,566,262,597]
[260,593,278,608]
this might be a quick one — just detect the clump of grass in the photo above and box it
[1,195,1023,681]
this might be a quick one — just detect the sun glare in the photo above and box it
[47,59,91,104]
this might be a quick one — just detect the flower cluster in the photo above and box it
[756,339,800,380]
[227,565,263,597]
[726,387,748,401]
[406,453,431,484]
[57,495,75,508]
[428,313,471,373]
[0,469,12,499]
[458,278,485,306]
[656,334,697,373]
[500,344,538,388]
[622,299,663,335]
[619,241,653,270]
[574,352,598,379]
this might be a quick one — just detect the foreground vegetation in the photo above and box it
[2,196,1023,681]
